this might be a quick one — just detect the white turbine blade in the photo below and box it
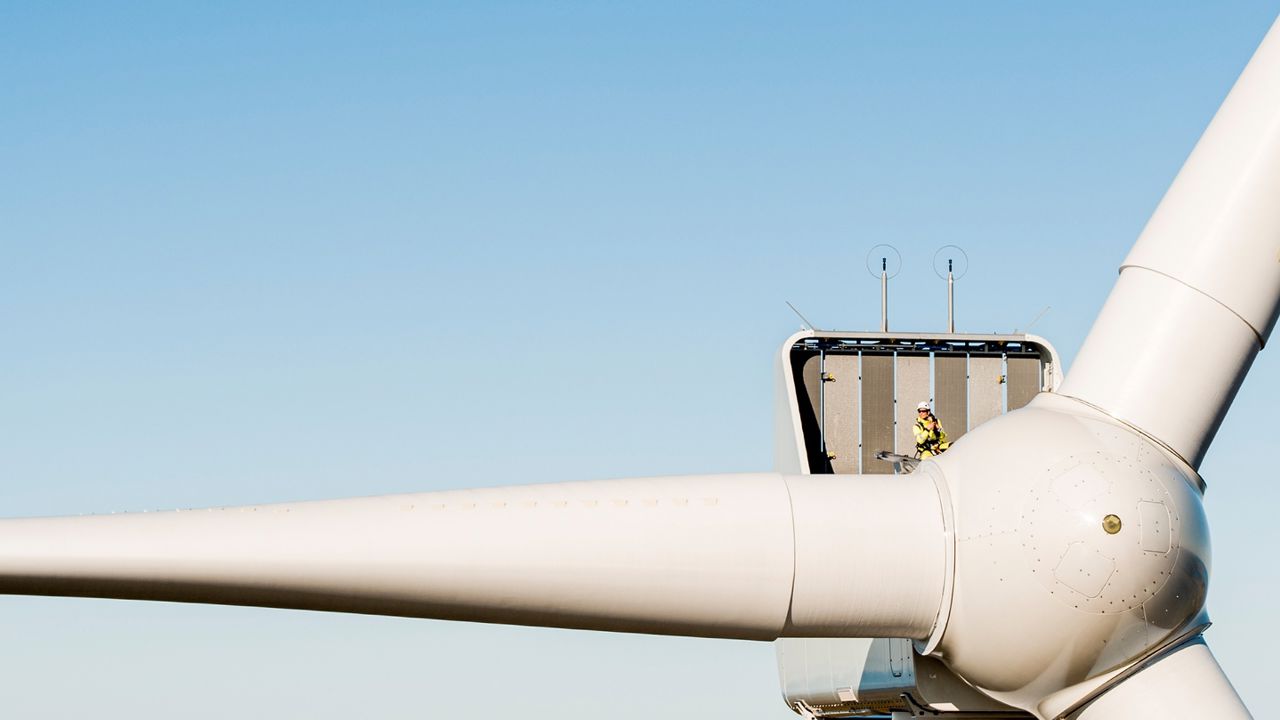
[1060,17,1280,468]
[1071,637,1251,719]
[0,473,945,641]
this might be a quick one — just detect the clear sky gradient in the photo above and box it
[3,2,1278,717]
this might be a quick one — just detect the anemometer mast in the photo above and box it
[947,259,955,333]
[933,245,967,334]
[880,256,889,332]
[867,245,966,334]
[867,245,901,332]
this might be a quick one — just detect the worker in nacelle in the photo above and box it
[914,401,950,459]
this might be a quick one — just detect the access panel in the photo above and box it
[894,353,931,456]
[860,354,894,475]
[933,354,968,441]
[1007,354,1042,411]
[968,354,1005,429]
[822,353,860,474]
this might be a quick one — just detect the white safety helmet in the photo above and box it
[917,401,931,411]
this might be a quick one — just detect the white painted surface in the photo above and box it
[0,475,796,639]
[1061,17,1280,469]
[1071,638,1252,720]
[786,474,944,638]
[1121,17,1280,343]
[0,473,946,642]
[1061,268,1261,468]
[923,394,1213,717]
[775,330,815,475]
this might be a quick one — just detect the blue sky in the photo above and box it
[2,2,1278,717]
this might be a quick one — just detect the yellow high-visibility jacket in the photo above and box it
[914,417,950,459]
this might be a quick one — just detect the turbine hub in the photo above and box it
[922,393,1210,718]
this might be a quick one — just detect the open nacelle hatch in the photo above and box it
[783,331,1062,476]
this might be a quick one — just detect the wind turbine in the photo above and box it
[5,14,1279,720]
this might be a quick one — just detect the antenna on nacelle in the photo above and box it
[865,245,901,331]
[785,301,820,331]
[1014,305,1051,335]
[933,245,968,333]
